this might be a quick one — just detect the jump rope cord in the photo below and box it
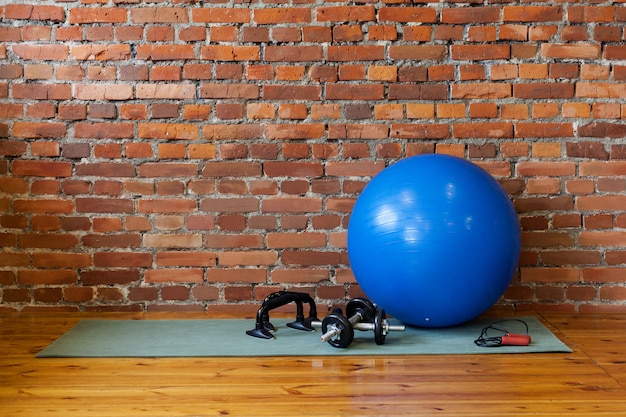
[474,319,529,347]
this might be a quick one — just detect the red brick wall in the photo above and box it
[1,2,625,313]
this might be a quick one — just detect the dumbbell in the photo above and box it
[317,298,405,348]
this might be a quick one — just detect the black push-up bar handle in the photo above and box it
[246,291,319,340]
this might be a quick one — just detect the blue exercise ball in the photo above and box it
[347,154,521,328]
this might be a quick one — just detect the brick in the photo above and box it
[453,122,513,139]
[6,4,65,21]
[264,162,323,177]
[388,84,447,100]
[137,123,197,140]
[389,45,447,61]
[441,7,500,24]
[69,8,127,23]
[130,7,188,23]
[74,84,133,100]
[201,162,261,178]
[515,197,574,213]
[264,45,323,62]
[12,44,68,61]
[200,83,258,99]
[200,197,259,213]
[515,123,573,138]
[267,232,326,249]
[140,162,197,179]
[327,46,385,62]
[271,269,329,284]
[520,268,579,283]
[144,269,203,283]
[266,124,325,140]
[282,250,341,266]
[513,83,574,99]
[368,25,397,41]
[142,234,201,249]
[568,6,615,23]
[577,196,626,212]
[389,123,447,140]
[218,251,278,266]
[605,45,626,60]
[328,123,388,139]
[583,268,626,284]
[579,122,626,139]
[191,286,218,301]
[517,161,576,176]
[451,83,511,99]
[138,199,197,213]
[325,161,385,177]
[316,6,375,22]
[580,161,626,176]
[454,44,510,60]
[200,45,259,61]
[378,7,437,23]
[75,162,135,177]
[13,199,73,214]
[254,8,311,24]
[263,85,321,100]
[326,84,384,100]
[566,142,609,160]
[503,6,563,22]
[18,270,77,285]
[71,44,130,61]
[541,44,601,60]
[192,8,249,23]
[156,251,216,267]
[3,288,31,303]
[12,160,71,177]
[207,269,266,283]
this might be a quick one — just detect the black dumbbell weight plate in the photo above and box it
[346,297,376,324]
[321,313,354,348]
[373,308,387,345]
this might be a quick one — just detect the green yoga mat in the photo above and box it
[36,316,571,358]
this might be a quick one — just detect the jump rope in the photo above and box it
[474,319,532,347]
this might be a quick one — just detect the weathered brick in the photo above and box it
[453,122,513,139]
[326,84,384,100]
[389,45,447,61]
[253,8,311,24]
[390,124,449,140]
[378,7,437,23]
[579,122,626,139]
[503,6,563,22]
[192,8,249,23]
[200,83,259,99]
[263,85,321,100]
[452,83,511,99]
[12,44,68,61]
[130,7,189,23]
[451,45,510,61]
[513,83,574,99]
[327,45,385,62]
[515,123,574,138]
[541,44,601,60]
[316,6,375,22]
[12,160,71,177]
[266,124,325,140]
[262,197,322,213]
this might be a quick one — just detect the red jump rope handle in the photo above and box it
[500,333,531,346]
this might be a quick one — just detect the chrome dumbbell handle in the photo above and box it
[314,314,405,344]
[312,320,405,333]
[319,311,364,342]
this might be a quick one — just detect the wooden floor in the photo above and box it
[2,311,626,416]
